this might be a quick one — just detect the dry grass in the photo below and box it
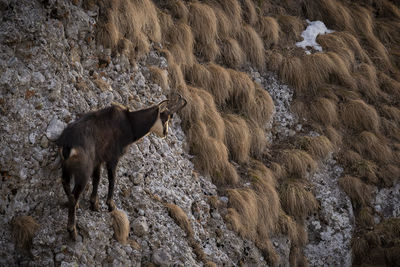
[309,97,338,126]
[97,0,160,61]
[188,121,238,185]
[165,203,194,238]
[265,50,283,72]
[338,176,373,207]
[206,0,242,36]
[352,218,400,266]
[279,56,307,93]
[378,72,400,102]
[355,63,386,102]
[111,209,130,245]
[296,135,334,160]
[257,16,280,49]
[165,22,194,70]
[279,179,319,219]
[205,63,233,106]
[278,149,317,178]
[12,215,40,249]
[223,114,251,163]
[276,15,304,44]
[236,24,265,70]
[278,212,303,246]
[196,88,225,140]
[188,2,219,61]
[227,69,256,114]
[148,66,169,92]
[185,62,211,89]
[352,131,393,164]
[252,85,275,126]
[340,99,380,133]
[157,0,188,22]
[242,0,258,26]
[218,38,245,68]
[380,105,400,126]
[245,118,268,159]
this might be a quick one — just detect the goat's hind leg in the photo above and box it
[105,161,117,212]
[90,165,101,211]
[67,172,89,241]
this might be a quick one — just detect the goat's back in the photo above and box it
[56,106,132,164]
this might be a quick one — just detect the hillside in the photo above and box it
[0,0,399,266]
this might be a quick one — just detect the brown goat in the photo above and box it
[56,95,186,240]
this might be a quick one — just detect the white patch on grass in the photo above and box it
[296,20,334,54]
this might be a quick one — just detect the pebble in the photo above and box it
[132,216,149,237]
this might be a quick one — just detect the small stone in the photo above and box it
[132,216,149,237]
[152,249,171,267]
[29,132,37,144]
[55,253,65,262]
[219,197,229,204]
[133,173,144,185]
[40,136,49,148]
[33,72,45,84]
[46,116,66,141]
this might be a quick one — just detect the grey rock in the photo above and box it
[46,116,66,141]
[152,249,172,267]
[132,216,149,237]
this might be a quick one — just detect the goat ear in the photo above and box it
[158,100,169,112]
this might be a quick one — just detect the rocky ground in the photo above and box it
[1,1,399,266]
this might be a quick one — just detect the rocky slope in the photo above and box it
[1,1,399,266]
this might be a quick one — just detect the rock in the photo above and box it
[152,249,172,267]
[132,216,149,237]
[133,173,144,185]
[33,71,45,84]
[46,116,66,141]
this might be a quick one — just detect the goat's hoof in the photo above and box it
[107,200,116,212]
[68,226,77,241]
[90,197,100,212]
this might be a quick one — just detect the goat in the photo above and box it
[56,95,187,240]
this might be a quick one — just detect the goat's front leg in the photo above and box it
[106,161,117,212]
[90,165,101,211]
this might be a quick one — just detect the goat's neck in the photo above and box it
[128,106,159,142]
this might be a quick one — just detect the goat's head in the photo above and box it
[150,94,187,138]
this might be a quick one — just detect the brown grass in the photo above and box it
[185,62,211,89]
[352,131,393,164]
[111,209,130,245]
[196,88,225,141]
[236,24,265,70]
[213,8,232,39]
[246,119,268,159]
[381,118,400,142]
[279,56,307,93]
[166,22,194,70]
[206,0,242,36]
[338,176,373,207]
[378,72,400,102]
[165,203,194,238]
[265,50,283,72]
[218,38,245,68]
[157,0,189,22]
[97,0,160,61]
[252,85,275,126]
[148,66,169,92]
[205,63,233,106]
[188,121,238,185]
[296,135,334,160]
[309,97,338,126]
[278,149,317,178]
[355,63,385,102]
[12,215,40,249]
[223,114,251,163]
[279,179,319,219]
[227,69,256,114]
[278,212,302,246]
[242,0,258,26]
[324,126,342,147]
[352,218,400,266]
[340,99,380,133]
[257,16,280,49]
[380,105,400,125]
[276,15,304,44]
[188,2,219,61]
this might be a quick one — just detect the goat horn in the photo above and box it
[158,100,169,112]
